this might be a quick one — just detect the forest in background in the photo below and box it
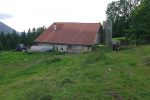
[0,26,46,51]
[106,0,150,44]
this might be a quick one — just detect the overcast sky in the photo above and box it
[0,0,116,32]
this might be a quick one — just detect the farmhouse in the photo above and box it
[34,22,102,52]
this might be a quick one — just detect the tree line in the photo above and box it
[0,26,46,51]
[106,0,150,44]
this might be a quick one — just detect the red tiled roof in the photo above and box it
[35,22,101,46]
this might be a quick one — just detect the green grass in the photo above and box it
[0,45,150,100]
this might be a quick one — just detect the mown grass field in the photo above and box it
[0,45,150,100]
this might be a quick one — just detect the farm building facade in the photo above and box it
[34,22,102,53]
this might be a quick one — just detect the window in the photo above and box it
[61,48,63,50]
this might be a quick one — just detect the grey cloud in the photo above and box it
[0,13,13,19]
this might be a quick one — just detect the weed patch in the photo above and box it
[108,91,124,100]
[25,86,53,100]
[61,78,74,87]
[82,52,107,66]
[40,94,52,100]
[143,56,150,66]
[45,57,61,64]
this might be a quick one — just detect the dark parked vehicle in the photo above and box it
[16,44,26,51]
[112,41,120,51]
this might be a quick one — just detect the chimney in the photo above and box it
[54,23,57,31]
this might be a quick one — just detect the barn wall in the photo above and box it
[92,24,102,44]
[95,33,100,44]
[54,45,68,52]
[38,43,92,53]
[68,45,92,53]
[38,43,53,48]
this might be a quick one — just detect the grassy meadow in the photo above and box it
[0,45,150,100]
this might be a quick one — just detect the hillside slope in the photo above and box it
[0,22,17,34]
[0,45,149,100]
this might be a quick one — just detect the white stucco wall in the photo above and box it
[38,43,53,49]
[54,45,68,52]
[69,45,92,52]
[38,43,92,52]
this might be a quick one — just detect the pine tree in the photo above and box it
[5,34,11,50]
[20,31,27,46]
[0,41,3,51]
[27,28,34,46]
